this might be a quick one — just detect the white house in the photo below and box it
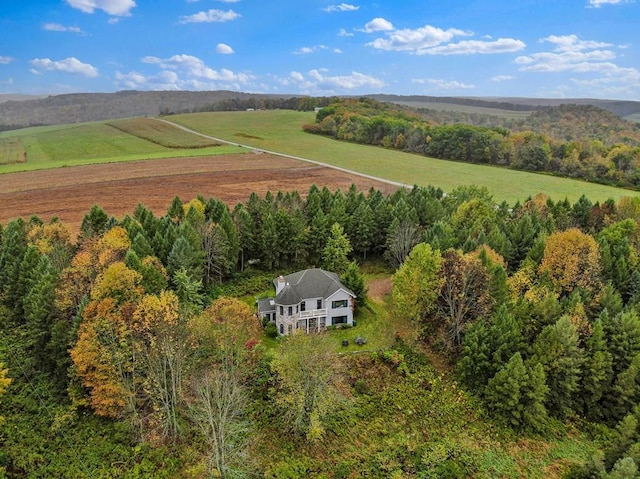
[257,268,356,335]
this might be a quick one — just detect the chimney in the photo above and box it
[276,275,286,295]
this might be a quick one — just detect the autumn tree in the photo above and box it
[538,228,602,297]
[270,332,348,440]
[132,290,188,439]
[187,297,261,476]
[437,249,492,351]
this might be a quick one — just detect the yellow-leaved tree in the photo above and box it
[0,363,10,423]
[538,228,602,297]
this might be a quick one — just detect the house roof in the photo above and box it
[257,297,275,314]
[274,268,355,306]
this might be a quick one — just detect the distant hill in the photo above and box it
[0,90,305,130]
[369,94,640,121]
[2,90,640,131]
[0,94,47,104]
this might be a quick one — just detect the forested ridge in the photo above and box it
[304,98,640,189]
[4,184,640,476]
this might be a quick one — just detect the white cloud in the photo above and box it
[286,69,384,92]
[138,54,252,86]
[334,48,343,54]
[43,23,84,34]
[426,79,475,90]
[0,56,14,64]
[29,57,99,77]
[293,45,328,55]
[179,9,240,23]
[362,18,394,33]
[365,20,525,57]
[515,34,620,72]
[216,43,234,54]
[0,78,14,85]
[66,0,136,16]
[418,38,526,55]
[492,75,515,82]
[587,0,633,7]
[338,28,353,37]
[367,24,471,52]
[323,3,359,12]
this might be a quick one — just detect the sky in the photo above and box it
[0,0,639,100]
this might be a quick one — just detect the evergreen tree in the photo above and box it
[167,195,184,221]
[341,261,367,309]
[79,205,110,240]
[531,316,583,419]
[485,352,528,427]
[322,223,352,275]
[167,236,203,282]
[0,218,27,315]
[582,319,614,421]
[23,256,58,370]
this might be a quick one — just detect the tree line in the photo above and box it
[304,98,640,189]
[2,184,640,476]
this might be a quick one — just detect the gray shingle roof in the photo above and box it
[274,268,355,305]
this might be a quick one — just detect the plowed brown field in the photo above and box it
[0,152,397,234]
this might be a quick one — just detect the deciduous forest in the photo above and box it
[304,98,640,190]
[3,183,640,477]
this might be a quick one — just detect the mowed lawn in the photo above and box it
[0,121,245,173]
[168,110,640,204]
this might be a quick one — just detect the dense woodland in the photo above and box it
[2,183,640,476]
[304,98,640,189]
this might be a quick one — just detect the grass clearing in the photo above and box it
[0,121,245,174]
[106,118,221,149]
[168,110,640,204]
[393,100,534,120]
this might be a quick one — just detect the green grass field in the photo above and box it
[0,121,245,174]
[1,110,638,204]
[168,110,640,204]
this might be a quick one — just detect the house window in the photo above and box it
[317,299,322,309]
[332,299,348,309]
[301,301,306,312]
[288,325,292,334]
[279,306,283,315]
[288,306,292,316]
[332,315,348,325]
[320,317,326,329]
[279,324,284,335]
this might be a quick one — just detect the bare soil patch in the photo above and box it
[0,152,398,234]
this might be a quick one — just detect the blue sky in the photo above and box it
[0,0,638,99]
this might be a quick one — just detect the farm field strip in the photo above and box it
[106,117,222,149]
[167,110,640,204]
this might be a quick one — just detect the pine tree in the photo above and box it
[531,316,583,419]
[0,218,27,315]
[322,223,352,275]
[582,319,614,420]
[485,352,527,427]
[79,205,110,240]
[341,261,367,309]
